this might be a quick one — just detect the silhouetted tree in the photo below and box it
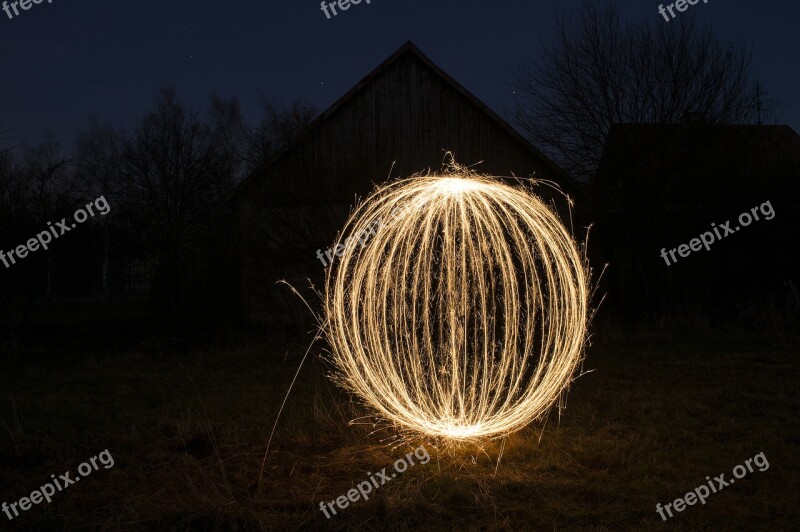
[0,137,74,349]
[0,146,30,352]
[510,1,769,182]
[117,88,239,317]
[74,119,129,298]
[243,99,316,174]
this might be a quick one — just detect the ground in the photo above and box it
[0,323,798,530]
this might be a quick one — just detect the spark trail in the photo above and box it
[324,166,589,442]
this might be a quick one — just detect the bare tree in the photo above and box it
[74,119,128,298]
[69,92,316,327]
[118,88,238,316]
[208,93,248,180]
[0,137,75,350]
[510,1,768,182]
[243,98,316,174]
[0,147,27,354]
[22,135,76,224]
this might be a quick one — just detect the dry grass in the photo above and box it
[0,326,798,530]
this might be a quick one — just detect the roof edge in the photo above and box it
[223,41,581,204]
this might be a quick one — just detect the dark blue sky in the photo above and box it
[2,0,798,149]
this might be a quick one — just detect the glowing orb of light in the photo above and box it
[323,166,589,442]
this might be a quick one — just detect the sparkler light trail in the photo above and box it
[323,165,589,442]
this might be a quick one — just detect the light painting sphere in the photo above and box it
[323,170,589,442]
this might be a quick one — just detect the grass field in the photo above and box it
[0,323,798,530]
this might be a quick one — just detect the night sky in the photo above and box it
[2,0,798,148]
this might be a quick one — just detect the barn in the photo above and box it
[224,41,579,327]
[590,121,800,318]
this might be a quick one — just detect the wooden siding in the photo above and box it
[239,50,573,210]
[233,45,577,325]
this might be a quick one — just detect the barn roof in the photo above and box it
[599,123,800,171]
[224,41,579,203]
[593,122,800,210]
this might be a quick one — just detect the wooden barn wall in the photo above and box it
[235,52,575,325]
[242,53,568,211]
